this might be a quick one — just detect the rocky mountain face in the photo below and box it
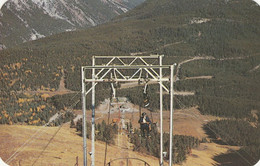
[0,0,145,48]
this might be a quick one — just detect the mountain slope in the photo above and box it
[0,0,260,164]
[0,0,145,48]
[0,0,259,115]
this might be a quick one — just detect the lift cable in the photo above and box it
[32,124,63,166]
[6,124,48,164]
[5,93,81,164]
[31,98,80,166]
[104,90,113,166]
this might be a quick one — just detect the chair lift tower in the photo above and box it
[81,55,176,166]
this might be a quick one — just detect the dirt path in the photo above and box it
[119,81,156,89]
[175,55,254,81]
[115,133,132,165]
[249,64,260,72]
[175,56,215,80]
[56,69,68,92]
[130,41,183,56]
[184,76,213,80]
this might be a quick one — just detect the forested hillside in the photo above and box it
[0,0,259,165]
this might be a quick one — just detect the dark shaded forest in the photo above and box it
[204,119,260,165]
[75,119,118,145]
[129,125,200,164]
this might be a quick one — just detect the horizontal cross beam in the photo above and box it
[93,55,164,59]
[84,78,169,83]
[82,65,171,69]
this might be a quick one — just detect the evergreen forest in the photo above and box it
[0,0,259,165]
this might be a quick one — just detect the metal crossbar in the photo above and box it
[83,65,170,92]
